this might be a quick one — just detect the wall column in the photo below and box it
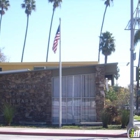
[95,66,105,121]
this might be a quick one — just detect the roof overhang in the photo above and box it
[0,61,98,71]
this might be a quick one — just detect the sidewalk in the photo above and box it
[1,120,140,138]
[134,119,140,126]
[0,127,127,138]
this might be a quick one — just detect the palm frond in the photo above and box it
[21,0,36,15]
[48,0,62,9]
[104,0,113,6]
[48,0,54,3]
[21,3,25,8]
[0,0,10,14]
[100,31,115,59]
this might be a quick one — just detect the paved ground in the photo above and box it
[0,127,127,138]
[0,125,128,138]
[0,134,129,140]
[0,120,139,138]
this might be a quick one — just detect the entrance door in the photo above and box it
[52,74,96,124]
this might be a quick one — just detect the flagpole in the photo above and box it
[59,18,62,128]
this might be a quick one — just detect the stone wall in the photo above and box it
[95,66,105,121]
[0,66,107,124]
[0,70,52,125]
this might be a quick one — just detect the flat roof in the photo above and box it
[0,61,98,71]
[0,62,118,76]
[0,61,98,65]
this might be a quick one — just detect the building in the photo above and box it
[0,62,117,125]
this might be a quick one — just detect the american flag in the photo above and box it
[52,25,60,53]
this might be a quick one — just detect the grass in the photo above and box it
[0,124,126,130]
[134,115,140,121]
[62,125,125,130]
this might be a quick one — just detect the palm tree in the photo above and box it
[21,0,36,62]
[0,0,10,35]
[46,0,62,62]
[98,0,113,62]
[99,31,115,64]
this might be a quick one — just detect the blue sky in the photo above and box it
[0,0,139,87]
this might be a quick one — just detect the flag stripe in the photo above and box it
[52,25,60,53]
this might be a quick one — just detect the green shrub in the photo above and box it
[105,105,118,124]
[120,110,129,128]
[2,104,15,126]
[105,87,117,102]
[114,116,121,124]
[101,110,110,128]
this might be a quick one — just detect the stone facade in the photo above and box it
[95,66,105,121]
[0,70,52,125]
[0,66,108,124]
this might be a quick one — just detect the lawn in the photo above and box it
[0,124,126,130]
[134,115,140,121]
[61,125,125,130]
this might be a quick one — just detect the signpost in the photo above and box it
[136,67,140,110]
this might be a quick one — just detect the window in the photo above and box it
[52,73,96,124]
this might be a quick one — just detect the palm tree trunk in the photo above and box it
[46,8,55,62]
[0,14,3,36]
[98,5,108,62]
[105,55,107,64]
[21,15,29,62]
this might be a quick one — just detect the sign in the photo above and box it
[127,126,140,138]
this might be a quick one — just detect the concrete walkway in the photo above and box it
[0,127,127,138]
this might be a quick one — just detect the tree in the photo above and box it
[105,86,130,127]
[0,47,7,62]
[114,67,120,86]
[114,87,130,109]
[0,0,10,35]
[46,0,62,62]
[105,86,130,109]
[21,0,36,62]
[100,31,115,64]
[105,86,117,102]
[98,0,113,62]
